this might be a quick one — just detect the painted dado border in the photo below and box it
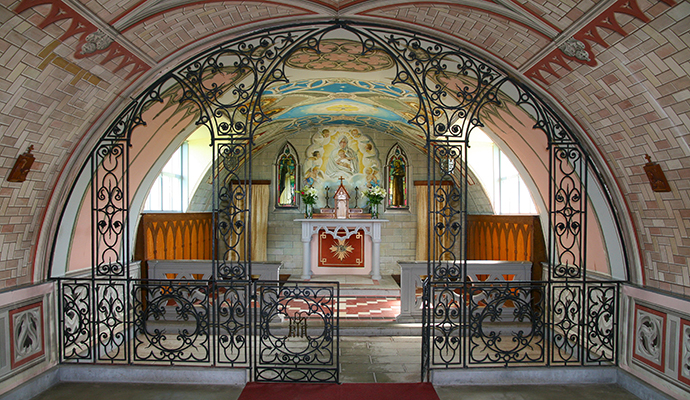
[680,318,690,387]
[8,302,44,370]
[632,303,666,372]
[623,284,690,398]
[0,282,54,394]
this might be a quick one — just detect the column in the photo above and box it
[371,221,382,281]
[301,222,312,280]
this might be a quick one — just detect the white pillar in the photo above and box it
[396,262,426,322]
[301,222,312,280]
[371,222,382,281]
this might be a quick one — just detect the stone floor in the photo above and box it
[340,336,421,383]
[29,381,643,400]
[28,336,642,400]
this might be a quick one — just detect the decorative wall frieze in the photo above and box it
[14,0,151,80]
[633,303,666,372]
[8,302,44,369]
[526,0,676,85]
[680,319,690,386]
[623,285,690,396]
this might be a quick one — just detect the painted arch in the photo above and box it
[49,21,629,283]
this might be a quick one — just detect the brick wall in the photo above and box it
[0,2,123,289]
[541,1,690,295]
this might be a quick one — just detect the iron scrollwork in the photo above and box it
[95,282,127,362]
[60,280,92,361]
[255,282,338,383]
[551,284,582,364]
[216,142,249,280]
[430,284,463,367]
[216,281,250,365]
[62,21,623,380]
[132,279,211,364]
[93,143,126,277]
[467,283,545,366]
[551,145,585,279]
[585,283,618,364]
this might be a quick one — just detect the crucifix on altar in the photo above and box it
[313,176,367,219]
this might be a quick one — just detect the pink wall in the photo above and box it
[67,95,196,272]
[485,103,611,275]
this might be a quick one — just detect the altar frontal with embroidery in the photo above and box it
[318,229,365,268]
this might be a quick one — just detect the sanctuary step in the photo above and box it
[289,274,401,296]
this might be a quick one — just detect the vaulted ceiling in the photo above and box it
[1,1,688,295]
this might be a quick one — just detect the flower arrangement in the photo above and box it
[300,186,318,205]
[363,185,386,206]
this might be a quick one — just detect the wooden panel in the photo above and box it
[467,215,546,280]
[137,212,213,262]
[468,215,534,261]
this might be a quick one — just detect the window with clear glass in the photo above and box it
[144,142,188,212]
[276,143,298,208]
[386,144,408,209]
[468,130,537,214]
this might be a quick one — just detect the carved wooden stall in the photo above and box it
[134,181,271,279]
[398,214,546,322]
[466,214,547,280]
[134,212,213,278]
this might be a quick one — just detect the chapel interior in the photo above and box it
[0,1,689,400]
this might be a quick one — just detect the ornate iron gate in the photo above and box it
[53,20,626,384]
[57,278,339,383]
[255,282,339,382]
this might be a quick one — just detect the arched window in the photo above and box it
[386,144,408,209]
[275,142,298,208]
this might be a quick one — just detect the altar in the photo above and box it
[297,218,388,280]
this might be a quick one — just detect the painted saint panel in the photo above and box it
[276,143,298,208]
[387,144,408,209]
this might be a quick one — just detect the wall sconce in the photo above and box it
[643,154,671,192]
[7,145,35,183]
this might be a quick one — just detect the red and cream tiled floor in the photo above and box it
[283,275,403,320]
[282,296,401,320]
[338,296,401,319]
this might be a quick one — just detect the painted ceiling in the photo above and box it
[257,77,423,147]
[254,38,423,148]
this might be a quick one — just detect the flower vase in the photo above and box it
[305,203,313,218]
[371,203,379,219]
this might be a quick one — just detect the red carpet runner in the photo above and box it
[238,382,440,400]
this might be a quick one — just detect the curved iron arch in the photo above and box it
[87,20,608,278]
[53,20,625,375]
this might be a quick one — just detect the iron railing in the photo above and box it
[422,279,620,376]
[50,20,629,383]
[57,278,339,383]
